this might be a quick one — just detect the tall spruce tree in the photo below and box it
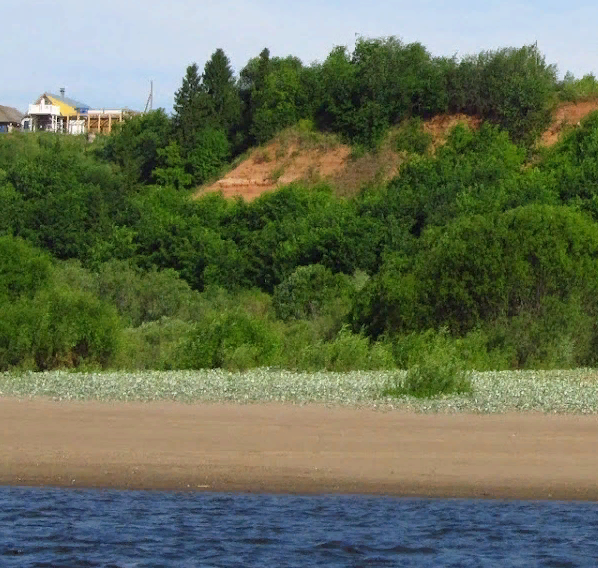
[173,63,213,154]
[202,48,241,135]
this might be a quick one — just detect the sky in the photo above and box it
[2,0,597,114]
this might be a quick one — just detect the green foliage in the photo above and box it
[384,330,472,398]
[186,127,231,185]
[0,252,122,371]
[540,112,598,218]
[484,295,597,369]
[115,317,194,370]
[6,38,598,375]
[393,118,433,155]
[0,236,52,301]
[225,183,384,292]
[98,110,172,185]
[353,205,598,340]
[450,44,557,143]
[178,309,281,370]
[95,260,201,327]
[202,48,242,136]
[153,141,192,189]
[312,326,394,372]
[558,72,598,102]
[276,322,394,372]
[359,123,552,262]
[247,56,308,144]
[172,63,213,155]
[30,285,121,370]
[130,186,245,291]
[2,133,132,263]
[272,264,352,321]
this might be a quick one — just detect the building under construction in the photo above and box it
[24,89,137,135]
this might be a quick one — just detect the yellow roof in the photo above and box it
[35,93,88,117]
[45,94,76,117]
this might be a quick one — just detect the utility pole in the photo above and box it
[144,80,153,113]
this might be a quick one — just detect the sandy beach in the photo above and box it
[1,398,597,500]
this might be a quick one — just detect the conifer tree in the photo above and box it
[202,48,241,134]
[173,63,212,153]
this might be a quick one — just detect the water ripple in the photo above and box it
[1,488,598,567]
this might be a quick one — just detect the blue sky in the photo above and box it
[3,0,597,113]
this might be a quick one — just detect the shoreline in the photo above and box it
[2,398,598,500]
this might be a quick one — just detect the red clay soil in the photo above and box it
[2,398,598,500]
[195,102,598,203]
[423,113,482,144]
[198,141,350,201]
[540,100,598,146]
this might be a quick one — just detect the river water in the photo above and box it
[1,487,597,567]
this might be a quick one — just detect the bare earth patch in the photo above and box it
[195,101,598,202]
[540,100,598,146]
[197,139,350,201]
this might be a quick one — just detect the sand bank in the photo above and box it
[1,398,597,500]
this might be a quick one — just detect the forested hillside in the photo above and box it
[3,38,598,379]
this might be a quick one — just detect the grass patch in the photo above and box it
[252,148,272,164]
[277,121,343,152]
[269,165,286,183]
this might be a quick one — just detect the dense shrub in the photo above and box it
[276,322,394,372]
[272,264,352,321]
[31,286,122,370]
[186,127,231,185]
[384,330,472,398]
[0,284,121,371]
[0,134,131,264]
[381,124,529,239]
[97,109,172,185]
[484,295,597,369]
[177,309,281,370]
[115,317,194,370]
[540,112,598,218]
[352,205,598,340]
[393,118,433,155]
[449,44,558,143]
[0,235,52,301]
[558,72,598,102]
[95,260,201,327]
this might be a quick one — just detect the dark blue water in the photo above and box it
[1,488,598,567]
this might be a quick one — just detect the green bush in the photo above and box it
[394,118,433,154]
[389,327,512,372]
[177,309,281,370]
[0,286,122,371]
[97,109,172,185]
[484,295,597,369]
[0,235,52,301]
[540,112,598,219]
[115,317,193,370]
[384,329,472,398]
[450,44,557,143]
[187,127,230,185]
[272,264,352,321]
[318,326,394,372]
[275,322,394,372]
[558,72,598,102]
[96,260,201,327]
[1,133,132,264]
